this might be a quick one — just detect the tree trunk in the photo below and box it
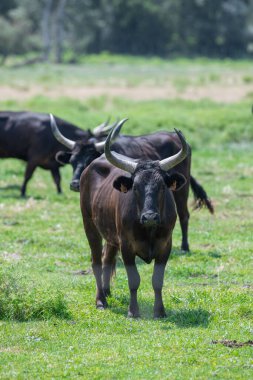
[42,0,53,62]
[0,54,7,66]
[55,0,67,63]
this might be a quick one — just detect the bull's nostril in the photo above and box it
[70,181,80,192]
[141,212,160,225]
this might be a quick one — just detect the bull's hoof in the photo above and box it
[154,309,167,319]
[181,244,189,252]
[96,300,107,310]
[127,310,140,319]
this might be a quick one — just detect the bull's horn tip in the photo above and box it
[113,118,129,133]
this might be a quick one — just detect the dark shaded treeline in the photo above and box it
[0,0,252,63]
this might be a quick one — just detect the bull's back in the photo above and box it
[0,113,47,159]
[0,111,86,163]
[140,132,191,180]
[114,132,191,181]
[114,131,190,160]
[0,113,29,158]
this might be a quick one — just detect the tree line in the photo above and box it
[0,0,252,64]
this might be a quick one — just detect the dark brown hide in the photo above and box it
[80,156,186,318]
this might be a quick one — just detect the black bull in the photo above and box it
[0,111,109,196]
[51,117,214,252]
[80,127,189,318]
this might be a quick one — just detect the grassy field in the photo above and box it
[0,59,252,379]
[1,56,253,103]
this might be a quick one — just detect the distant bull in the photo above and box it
[80,123,188,318]
[0,111,112,196]
[51,116,213,251]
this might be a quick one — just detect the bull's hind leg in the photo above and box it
[51,167,62,193]
[21,161,37,197]
[102,244,118,298]
[84,219,106,309]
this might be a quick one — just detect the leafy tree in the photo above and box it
[0,0,252,63]
[0,0,17,14]
[174,0,249,57]
[0,5,40,64]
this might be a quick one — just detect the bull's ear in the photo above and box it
[113,176,133,193]
[55,151,72,165]
[165,173,187,191]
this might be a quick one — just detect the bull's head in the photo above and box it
[105,120,189,227]
[50,114,111,191]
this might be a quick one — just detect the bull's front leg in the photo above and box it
[122,249,140,318]
[152,254,169,318]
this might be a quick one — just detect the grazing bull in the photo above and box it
[0,111,111,196]
[51,116,213,251]
[80,124,188,318]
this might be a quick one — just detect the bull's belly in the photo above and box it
[0,150,27,160]
[97,227,171,261]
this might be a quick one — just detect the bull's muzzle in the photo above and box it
[70,180,80,192]
[140,212,160,226]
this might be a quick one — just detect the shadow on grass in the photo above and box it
[164,307,211,328]
[0,187,44,200]
[109,295,211,327]
[208,251,222,258]
[171,248,223,260]
[0,184,21,190]
[170,247,190,257]
[0,184,21,199]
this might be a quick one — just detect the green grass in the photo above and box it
[1,56,253,89]
[0,269,71,321]
[0,62,253,379]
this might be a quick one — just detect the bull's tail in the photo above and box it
[190,176,214,214]
[102,247,117,279]
[111,256,117,279]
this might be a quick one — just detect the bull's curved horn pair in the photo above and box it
[92,119,122,150]
[92,117,110,136]
[50,114,107,150]
[104,120,189,174]
[92,118,120,137]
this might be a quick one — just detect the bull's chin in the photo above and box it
[140,220,159,228]
[70,184,80,192]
